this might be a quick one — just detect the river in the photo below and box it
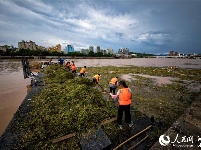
[0,58,201,136]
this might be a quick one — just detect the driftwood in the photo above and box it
[113,125,152,150]
[128,135,149,150]
[52,117,117,143]
[52,132,76,143]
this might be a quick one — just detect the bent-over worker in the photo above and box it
[93,74,101,84]
[109,77,119,94]
[71,62,76,74]
[66,61,71,71]
[80,66,87,77]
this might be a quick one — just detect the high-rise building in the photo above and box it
[18,40,37,50]
[81,49,89,54]
[96,46,100,53]
[65,45,74,54]
[118,48,129,54]
[101,49,106,55]
[174,52,179,56]
[0,45,12,52]
[18,40,46,50]
[48,44,61,52]
[106,48,114,54]
[169,50,174,56]
[89,45,94,52]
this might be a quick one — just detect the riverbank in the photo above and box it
[1,63,201,149]
[1,58,200,137]
[0,59,200,149]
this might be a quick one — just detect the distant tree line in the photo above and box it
[0,48,64,56]
[129,52,154,58]
[0,47,155,57]
[0,47,114,57]
[67,51,114,57]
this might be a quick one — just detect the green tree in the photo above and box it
[94,52,103,57]
[88,51,94,57]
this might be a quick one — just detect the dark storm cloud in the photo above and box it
[0,0,201,54]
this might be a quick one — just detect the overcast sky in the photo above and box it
[0,0,201,54]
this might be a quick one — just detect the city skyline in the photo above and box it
[0,40,200,56]
[0,0,201,54]
[0,40,122,54]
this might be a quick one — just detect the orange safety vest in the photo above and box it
[109,78,118,85]
[71,65,76,71]
[80,68,86,73]
[94,74,100,82]
[119,88,132,105]
[66,63,71,67]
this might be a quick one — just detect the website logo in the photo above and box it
[159,134,201,148]
[159,134,170,146]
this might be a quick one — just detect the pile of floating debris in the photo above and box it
[0,64,117,149]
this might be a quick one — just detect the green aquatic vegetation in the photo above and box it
[11,65,200,149]
[43,64,75,84]
[12,66,117,149]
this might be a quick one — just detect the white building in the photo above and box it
[118,48,129,54]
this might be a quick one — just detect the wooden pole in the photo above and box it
[128,135,149,150]
[52,132,76,143]
[113,125,152,150]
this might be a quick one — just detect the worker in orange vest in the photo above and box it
[66,61,71,71]
[92,74,101,84]
[110,80,133,129]
[71,61,75,66]
[80,66,87,77]
[71,61,76,74]
[109,77,118,94]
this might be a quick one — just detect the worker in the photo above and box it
[71,61,75,66]
[80,66,87,77]
[71,62,76,74]
[92,74,101,84]
[64,59,68,66]
[109,77,119,94]
[58,58,63,65]
[110,80,133,129]
[49,58,52,65]
[66,61,71,71]
[22,58,31,79]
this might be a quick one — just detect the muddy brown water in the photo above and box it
[56,58,201,68]
[0,58,201,137]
